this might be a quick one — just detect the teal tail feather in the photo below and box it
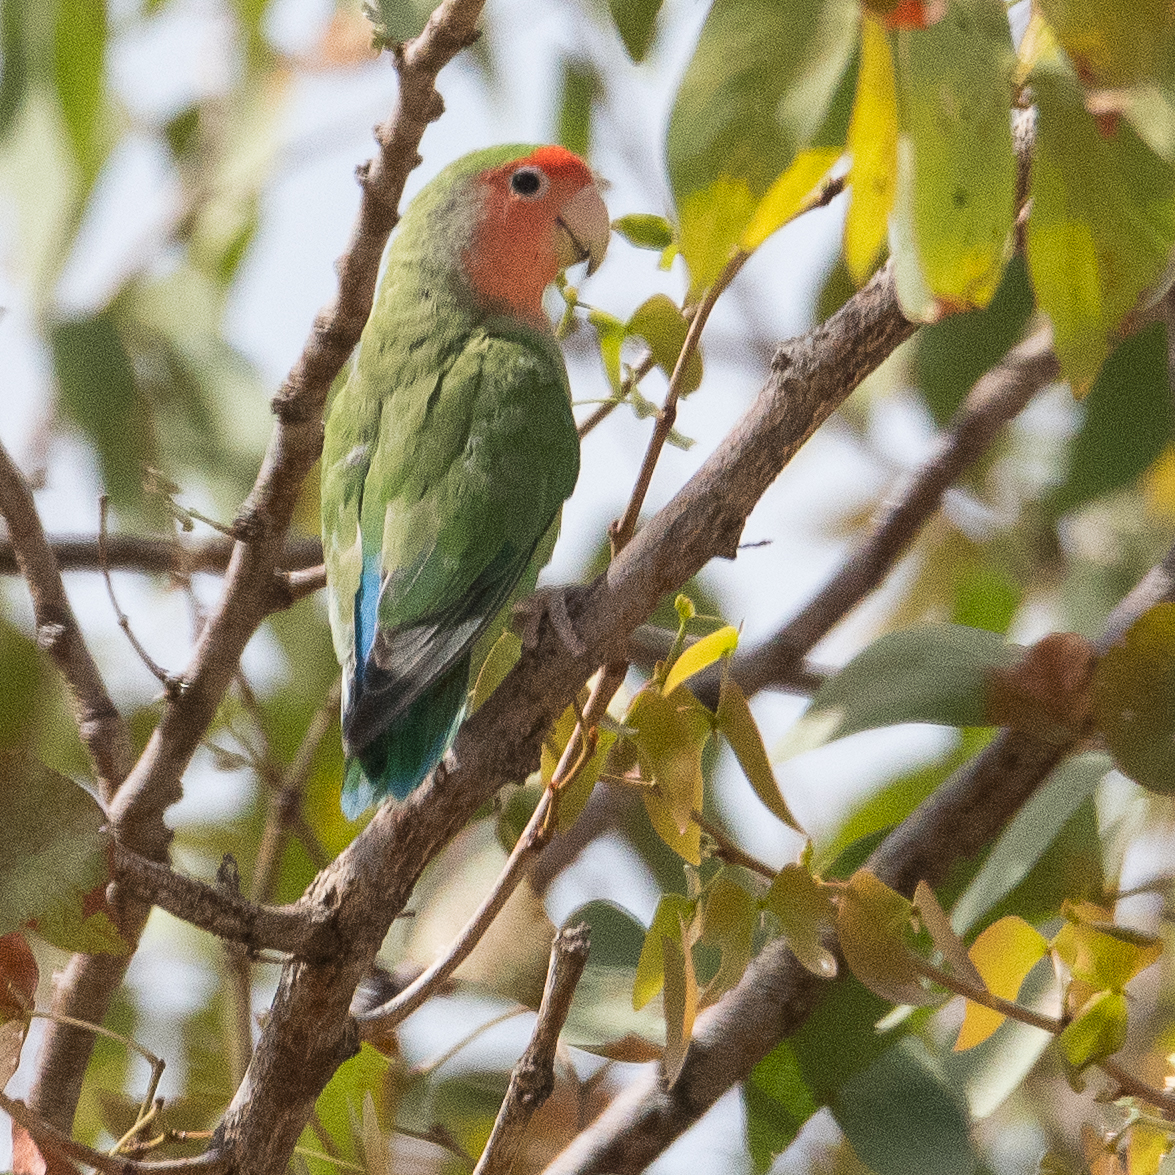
[341,658,469,818]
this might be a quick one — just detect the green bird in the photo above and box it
[321,144,610,818]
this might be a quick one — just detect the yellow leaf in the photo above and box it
[845,16,898,283]
[470,630,522,713]
[740,147,843,252]
[663,626,739,696]
[955,915,1048,1050]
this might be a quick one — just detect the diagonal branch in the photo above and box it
[0,440,133,803]
[211,258,918,1175]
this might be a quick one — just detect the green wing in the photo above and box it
[321,321,579,761]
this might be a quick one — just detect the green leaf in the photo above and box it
[661,926,698,1084]
[890,0,1016,316]
[1058,989,1128,1074]
[763,864,837,978]
[470,630,522,713]
[1052,917,1162,991]
[51,311,157,519]
[778,624,1018,758]
[1095,604,1175,793]
[837,869,935,1006]
[915,254,1036,425]
[53,0,107,179]
[628,687,711,865]
[1048,322,1174,516]
[0,755,110,942]
[1027,62,1175,394]
[666,0,858,292]
[718,678,805,832]
[834,1039,977,1175]
[744,1042,819,1172]
[1036,0,1175,90]
[608,0,662,62]
[951,752,1109,934]
[627,294,704,398]
[588,308,627,395]
[564,901,646,969]
[633,893,696,1009]
[697,874,756,1002]
[613,213,675,252]
[556,57,599,160]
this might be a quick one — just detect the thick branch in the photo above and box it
[211,258,917,1175]
[473,925,591,1175]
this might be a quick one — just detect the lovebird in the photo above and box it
[320,144,610,818]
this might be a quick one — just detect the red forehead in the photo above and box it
[483,145,594,190]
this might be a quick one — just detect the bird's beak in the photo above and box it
[555,182,610,276]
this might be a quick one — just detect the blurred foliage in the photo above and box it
[4,1,1175,1174]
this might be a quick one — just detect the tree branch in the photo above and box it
[472,925,591,1175]
[1,1092,225,1175]
[0,441,133,802]
[209,255,917,1175]
[0,534,322,577]
[111,842,340,960]
[26,0,487,1137]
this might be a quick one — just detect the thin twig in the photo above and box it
[577,352,658,440]
[99,496,184,696]
[356,790,555,1036]
[913,956,1175,1116]
[0,1091,225,1174]
[414,1006,530,1078]
[472,925,591,1175]
[691,809,776,880]
[610,253,749,556]
[0,533,323,577]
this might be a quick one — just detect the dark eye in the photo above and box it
[510,166,548,199]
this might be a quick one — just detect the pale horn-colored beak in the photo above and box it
[555,182,610,276]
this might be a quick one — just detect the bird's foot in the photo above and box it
[513,585,587,657]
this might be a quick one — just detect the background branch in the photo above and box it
[472,925,591,1175]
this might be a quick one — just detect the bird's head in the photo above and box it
[463,145,610,326]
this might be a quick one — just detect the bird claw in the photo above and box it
[513,586,587,657]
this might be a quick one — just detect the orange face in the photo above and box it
[465,145,609,325]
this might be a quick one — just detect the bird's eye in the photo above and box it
[510,166,548,199]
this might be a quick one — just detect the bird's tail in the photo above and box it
[341,658,469,818]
